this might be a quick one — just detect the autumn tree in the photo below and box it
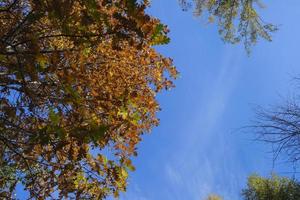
[179,0,277,52]
[0,0,177,199]
[205,194,223,200]
[0,0,278,199]
[242,174,300,200]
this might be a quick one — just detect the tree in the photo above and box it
[179,0,277,52]
[0,0,276,199]
[251,99,300,164]
[0,0,177,199]
[206,194,223,200]
[242,174,300,200]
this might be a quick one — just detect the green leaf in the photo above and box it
[120,167,128,179]
[126,0,137,14]
[102,155,108,165]
[118,107,128,119]
[150,23,170,46]
[64,85,81,102]
[152,23,164,38]
[83,47,91,57]
[131,111,140,125]
[0,54,6,61]
[36,55,47,69]
[84,0,101,20]
[55,127,66,140]
[49,108,60,125]
[91,125,108,144]
[125,162,135,171]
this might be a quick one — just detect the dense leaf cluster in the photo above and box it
[0,0,177,199]
[242,174,300,200]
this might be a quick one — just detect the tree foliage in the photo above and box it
[179,0,277,52]
[0,0,177,199]
[242,174,300,200]
[205,194,223,200]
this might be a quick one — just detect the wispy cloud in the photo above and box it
[164,47,244,200]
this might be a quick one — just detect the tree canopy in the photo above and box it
[206,194,223,200]
[242,174,300,200]
[180,0,277,52]
[206,174,300,200]
[0,0,177,199]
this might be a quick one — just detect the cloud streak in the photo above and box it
[164,47,244,200]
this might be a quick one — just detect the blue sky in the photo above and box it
[118,1,300,200]
[13,1,300,200]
